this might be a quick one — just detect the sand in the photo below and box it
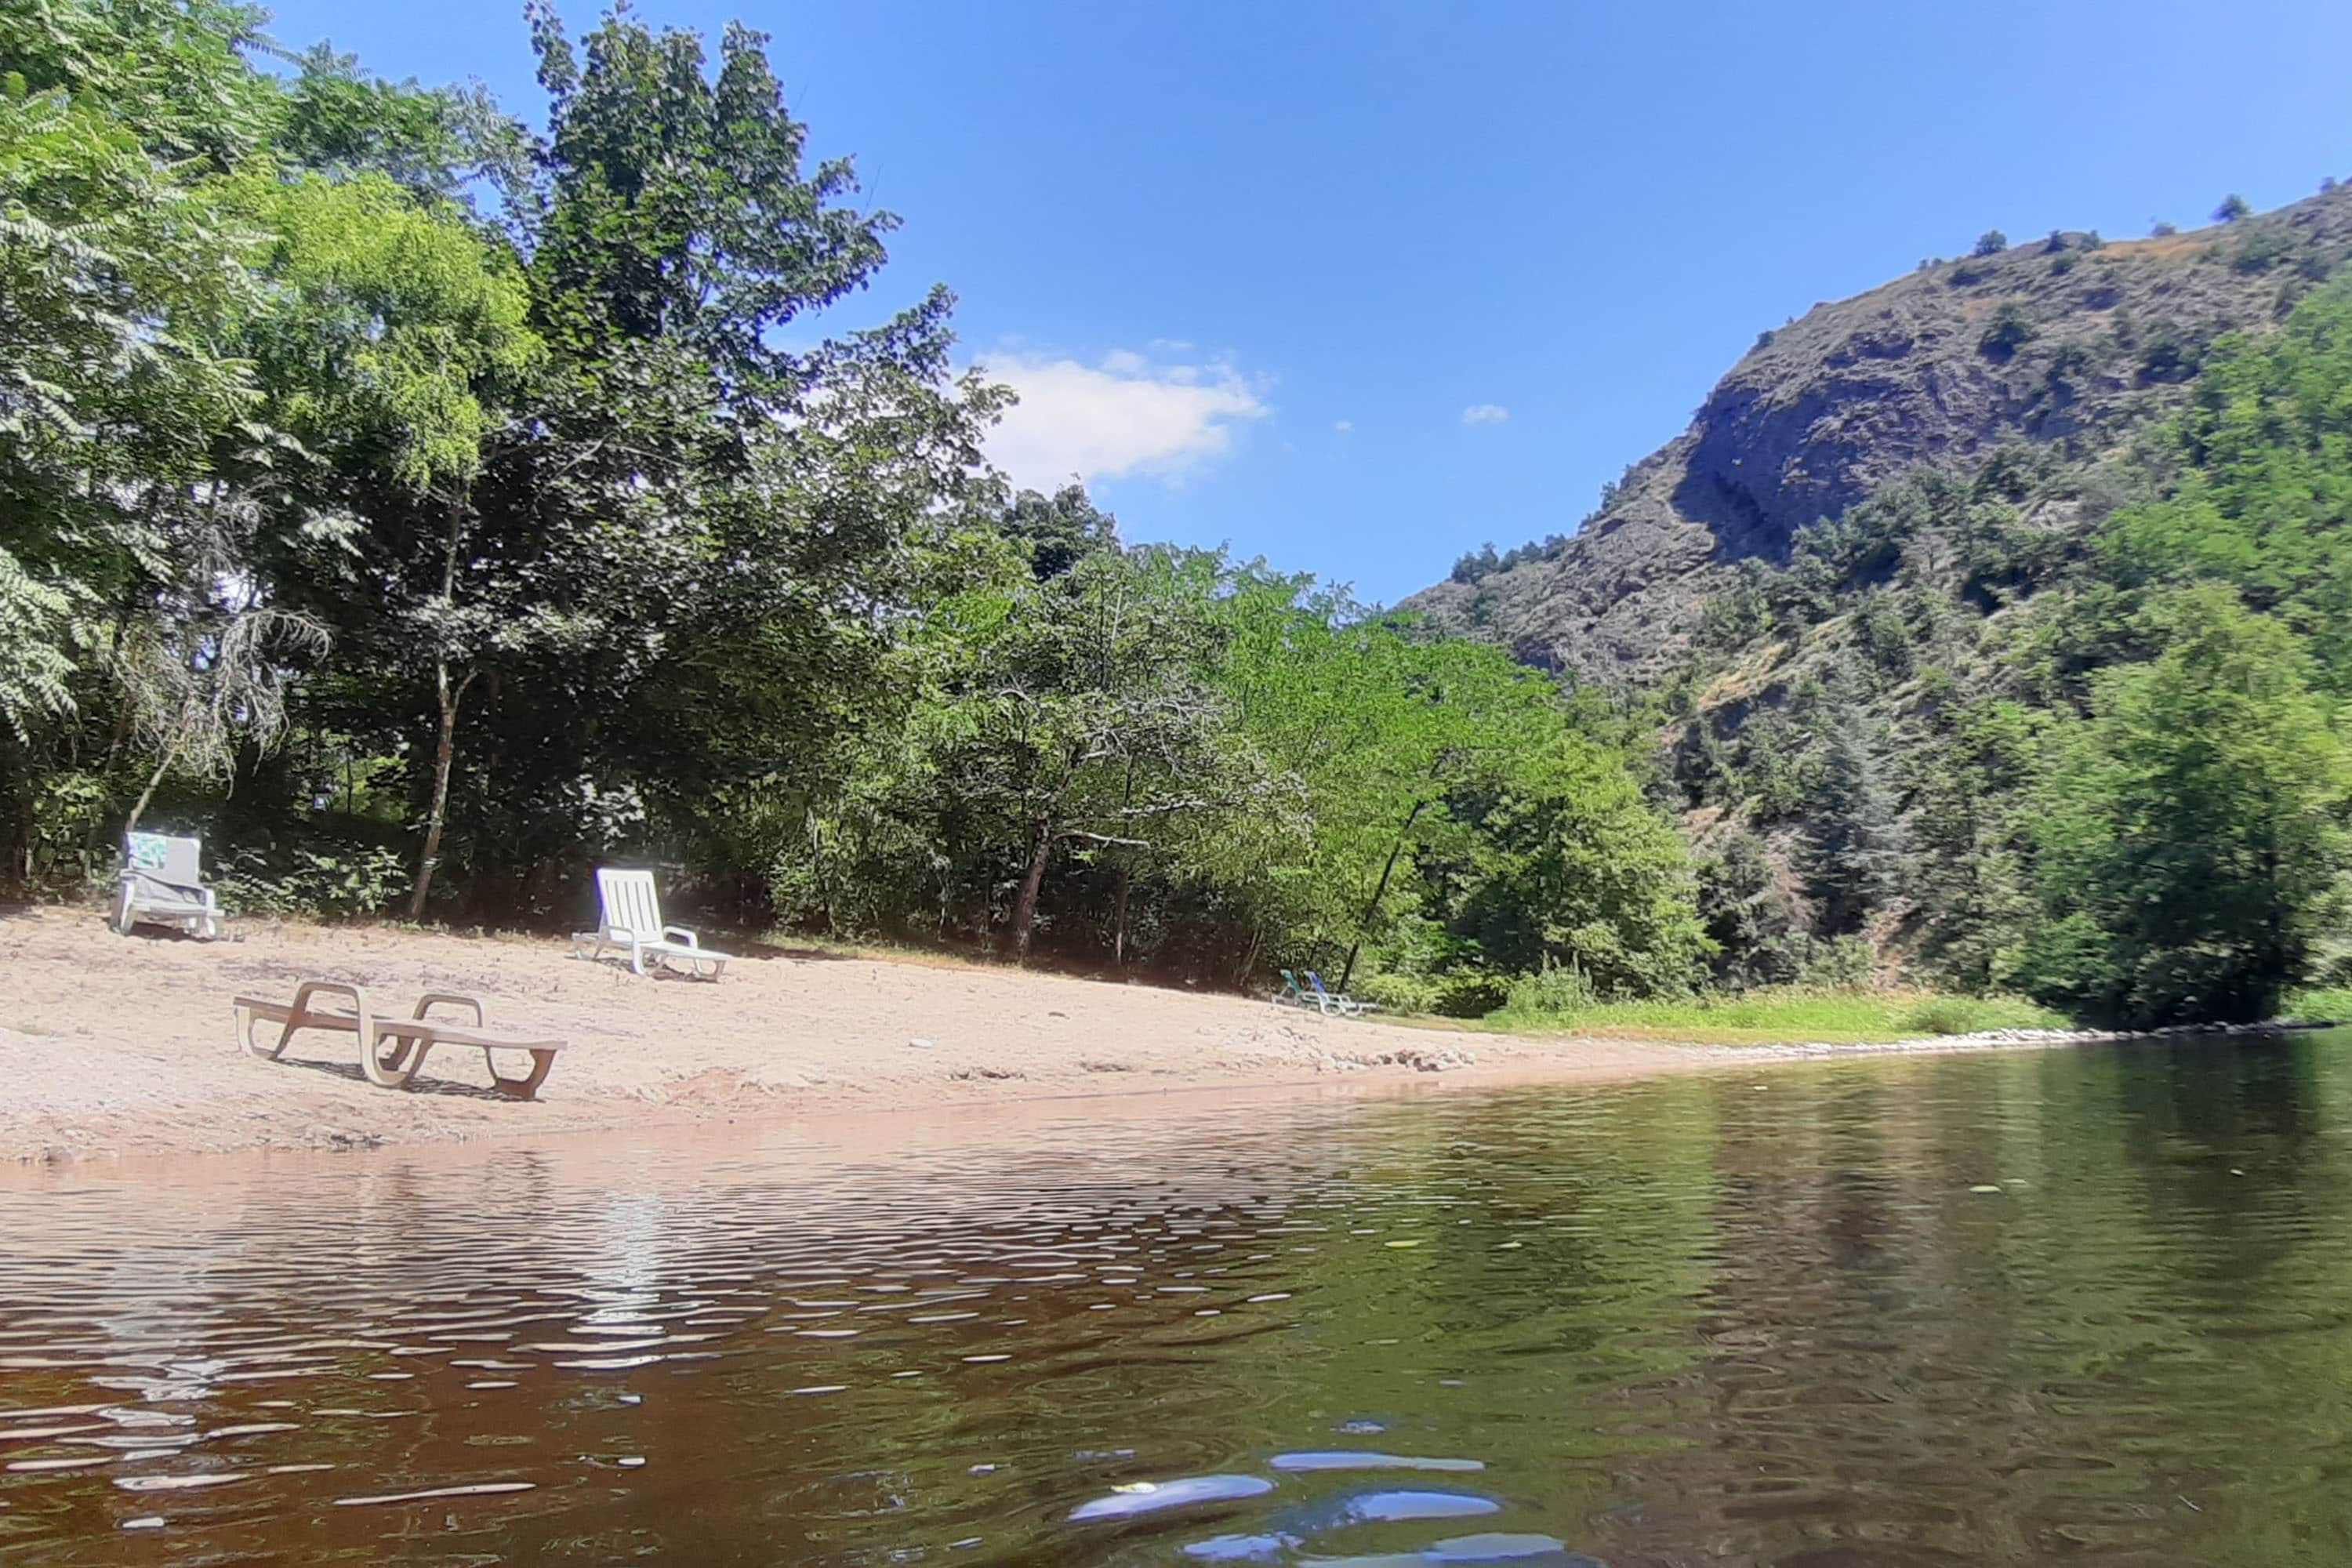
[2,907,2125,1166]
[1,906,1737,1164]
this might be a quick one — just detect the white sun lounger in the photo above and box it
[234,981,566,1099]
[571,867,730,978]
[114,832,221,939]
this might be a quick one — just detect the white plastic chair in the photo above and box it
[114,832,221,939]
[571,868,729,979]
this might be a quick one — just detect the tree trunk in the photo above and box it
[408,495,474,924]
[1112,866,1131,965]
[1339,797,1428,993]
[122,728,187,840]
[1011,824,1054,962]
[1112,760,1134,965]
[406,662,474,922]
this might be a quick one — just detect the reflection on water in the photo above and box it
[6,1036,2352,1563]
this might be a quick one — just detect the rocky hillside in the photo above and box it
[1404,187,2352,677]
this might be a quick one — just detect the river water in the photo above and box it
[4,1035,2350,1565]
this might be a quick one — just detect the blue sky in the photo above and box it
[263,0,2352,605]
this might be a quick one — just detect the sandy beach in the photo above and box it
[0,906,1698,1163]
[0,906,2107,1165]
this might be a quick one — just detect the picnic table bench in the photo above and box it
[234,981,567,1100]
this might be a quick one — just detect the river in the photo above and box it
[2,1035,2348,1564]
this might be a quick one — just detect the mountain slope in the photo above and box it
[1404,188,2352,677]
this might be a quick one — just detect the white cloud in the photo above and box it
[978,347,1269,488]
[1461,403,1510,426]
[1334,419,1354,434]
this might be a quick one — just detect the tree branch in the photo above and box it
[1062,829,1152,850]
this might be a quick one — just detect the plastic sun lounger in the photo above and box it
[114,831,221,939]
[1272,969,1316,1009]
[571,867,730,979]
[1306,971,1380,1017]
[234,981,566,1099]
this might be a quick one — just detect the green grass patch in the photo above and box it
[1480,986,2068,1047]
[2280,987,2352,1025]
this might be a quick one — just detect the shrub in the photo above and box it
[2151,220,2179,237]
[215,846,414,919]
[1800,935,1878,989]
[2136,328,2195,383]
[1502,957,1599,1016]
[2214,193,2252,223]
[1980,302,2036,358]
[1973,230,2008,258]
[1436,972,1510,1018]
[1355,970,1443,1015]
[27,771,117,893]
[2230,228,2292,274]
[1901,998,1981,1036]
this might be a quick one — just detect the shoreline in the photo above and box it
[0,907,2272,1169]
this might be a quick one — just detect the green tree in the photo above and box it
[2020,590,2351,1025]
[1910,699,2042,990]
[2215,193,2252,223]
[1802,690,1907,935]
[1438,735,1711,996]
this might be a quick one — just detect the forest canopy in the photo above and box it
[0,0,1704,1010]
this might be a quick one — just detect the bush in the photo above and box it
[27,771,117,893]
[1354,969,1443,1015]
[1800,935,1878,989]
[1901,998,1980,1036]
[2230,228,2292,274]
[1350,967,1507,1018]
[1980,302,2036,358]
[215,846,413,919]
[1502,957,1599,1016]
[1973,230,2008,258]
[2214,193,2252,223]
[2136,328,2196,383]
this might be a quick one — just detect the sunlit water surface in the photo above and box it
[7,1035,2352,1566]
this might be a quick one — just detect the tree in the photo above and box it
[996,483,1120,580]
[2020,590,2350,1025]
[1438,735,1711,997]
[382,5,1002,918]
[1909,699,2041,991]
[884,544,1283,961]
[1973,230,2008,258]
[1802,691,1907,935]
[2215,193,2252,223]
[116,606,328,837]
[230,170,545,919]
[1695,829,1803,991]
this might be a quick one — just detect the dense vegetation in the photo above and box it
[0,0,1707,1010]
[1658,270,2352,1025]
[10,2,2349,1031]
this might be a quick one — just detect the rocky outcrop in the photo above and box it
[1404,188,2352,677]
